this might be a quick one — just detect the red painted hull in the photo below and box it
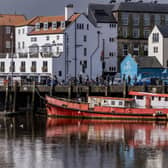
[46,96,168,121]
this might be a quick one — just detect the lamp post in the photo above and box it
[10,32,14,86]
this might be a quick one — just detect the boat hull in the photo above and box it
[46,96,168,121]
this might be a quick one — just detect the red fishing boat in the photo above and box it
[46,91,168,121]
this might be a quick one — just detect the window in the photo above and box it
[165,97,168,101]
[122,27,128,38]
[153,46,158,53]
[133,44,139,56]
[5,26,11,34]
[110,23,116,28]
[87,24,89,30]
[144,45,148,56]
[121,13,128,25]
[22,28,25,34]
[6,41,10,49]
[109,52,114,57]
[144,14,150,26]
[44,22,48,30]
[158,97,161,101]
[61,21,65,29]
[111,101,115,105]
[0,62,5,72]
[18,29,21,35]
[31,37,37,42]
[20,61,26,72]
[83,35,87,42]
[136,96,143,99]
[133,28,139,38]
[58,71,62,76]
[10,61,15,72]
[165,15,168,25]
[42,61,48,72]
[46,36,50,41]
[31,61,36,72]
[77,23,84,29]
[123,44,128,56]
[56,47,59,53]
[109,37,114,42]
[119,101,123,106]
[57,35,59,40]
[35,23,40,31]
[152,33,159,42]
[133,15,139,26]
[18,42,20,49]
[155,15,160,25]
[52,22,57,29]
[22,42,25,49]
[84,48,87,56]
[144,29,150,39]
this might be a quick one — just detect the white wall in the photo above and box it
[148,25,164,66]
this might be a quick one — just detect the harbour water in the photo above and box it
[0,115,168,168]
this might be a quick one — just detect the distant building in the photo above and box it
[148,25,168,68]
[0,14,26,54]
[120,54,163,85]
[88,1,168,67]
[88,4,118,75]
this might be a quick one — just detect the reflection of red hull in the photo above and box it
[46,118,168,148]
[46,96,168,121]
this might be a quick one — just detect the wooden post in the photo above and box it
[31,81,36,114]
[12,81,17,113]
[4,81,9,112]
[105,86,108,97]
[49,82,54,96]
[123,81,127,98]
[68,86,71,99]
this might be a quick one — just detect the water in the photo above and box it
[0,116,168,168]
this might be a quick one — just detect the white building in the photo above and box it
[88,4,118,75]
[0,4,103,83]
[148,25,168,68]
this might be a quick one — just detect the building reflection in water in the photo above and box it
[0,116,168,168]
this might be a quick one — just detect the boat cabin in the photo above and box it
[88,96,134,108]
[129,91,168,109]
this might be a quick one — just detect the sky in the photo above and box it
[0,0,168,18]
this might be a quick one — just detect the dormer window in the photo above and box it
[44,22,48,30]
[35,23,40,31]
[52,22,57,30]
[61,21,65,29]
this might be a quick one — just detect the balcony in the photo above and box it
[29,53,39,58]
[40,52,52,58]
[31,66,36,72]
[41,66,48,72]
[20,66,25,72]
[19,53,28,58]
[0,53,7,58]
[9,66,15,73]
[0,67,5,72]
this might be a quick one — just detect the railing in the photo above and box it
[40,52,53,58]
[42,66,48,72]
[31,66,36,72]
[19,53,28,58]
[0,53,7,58]
[29,53,39,58]
[20,67,25,72]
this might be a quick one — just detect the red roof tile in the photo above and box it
[0,14,26,26]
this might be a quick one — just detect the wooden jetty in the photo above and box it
[0,82,167,116]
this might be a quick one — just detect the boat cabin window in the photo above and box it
[119,101,123,106]
[111,101,115,105]
[165,97,168,101]
[152,96,154,100]
[158,97,161,101]
[136,96,143,100]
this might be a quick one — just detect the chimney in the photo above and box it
[65,4,74,21]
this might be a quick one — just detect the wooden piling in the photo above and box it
[123,81,127,98]
[4,81,9,112]
[68,86,72,99]
[105,86,108,96]
[31,81,36,114]
[12,81,17,112]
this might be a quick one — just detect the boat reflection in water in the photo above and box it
[46,118,168,148]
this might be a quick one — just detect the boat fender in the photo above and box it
[153,113,156,117]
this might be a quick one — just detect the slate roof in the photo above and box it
[157,25,168,38]
[133,56,162,68]
[112,2,168,13]
[88,3,117,24]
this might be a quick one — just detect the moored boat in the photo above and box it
[46,91,168,121]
